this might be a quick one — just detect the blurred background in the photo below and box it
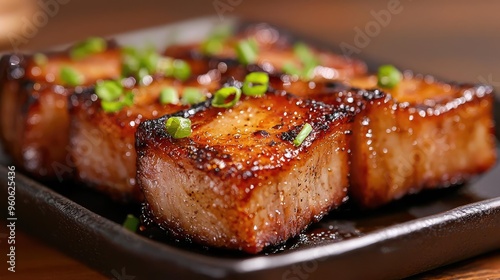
[0,0,499,87]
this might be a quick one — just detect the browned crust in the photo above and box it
[138,124,350,253]
[0,45,121,179]
[137,91,356,186]
[136,88,377,252]
[69,76,222,201]
[349,80,497,208]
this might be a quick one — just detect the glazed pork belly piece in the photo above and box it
[271,73,496,208]
[346,73,497,207]
[135,86,376,253]
[70,77,220,202]
[0,40,121,179]
[165,24,367,82]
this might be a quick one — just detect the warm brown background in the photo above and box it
[0,0,499,279]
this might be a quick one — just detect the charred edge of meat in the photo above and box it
[136,90,356,179]
[136,99,213,150]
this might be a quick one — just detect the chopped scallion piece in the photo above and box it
[137,68,151,86]
[60,66,84,86]
[141,47,160,74]
[294,42,318,67]
[165,117,192,139]
[101,100,125,113]
[122,214,139,232]
[98,86,134,113]
[160,87,179,105]
[211,86,241,108]
[121,46,190,81]
[95,80,123,101]
[201,38,224,56]
[121,46,160,78]
[377,64,402,89]
[33,53,48,66]
[181,87,205,105]
[172,59,191,81]
[235,39,258,65]
[123,91,135,106]
[284,42,320,81]
[201,24,233,55]
[157,56,174,76]
[121,47,140,76]
[282,61,301,76]
[242,72,269,96]
[301,64,317,80]
[248,37,259,53]
[293,123,313,147]
[70,37,107,60]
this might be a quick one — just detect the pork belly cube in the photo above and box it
[70,79,219,201]
[136,90,358,253]
[348,74,497,207]
[0,47,121,179]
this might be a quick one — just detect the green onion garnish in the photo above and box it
[157,56,174,76]
[137,68,151,85]
[282,61,301,76]
[95,80,123,101]
[95,80,134,113]
[377,64,402,89]
[201,38,224,56]
[211,86,241,108]
[201,24,233,55]
[235,39,258,65]
[165,117,192,139]
[122,91,135,106]
[301,64,317,80]
[121,47,191,82]
[121,47,140,76]
[172,59,191,81]
[100,94,134,113]
[101,100,125,113]
[141,47,160,74]
[248,37,259,53]
[294,42,318,67]
[121,46,160,77]
[33,53,48,66]
[181,87,205,105]
[293,123,313,147]
[160,87,179,105]
[242,72,269,96]
[60,66,84,86]
[283,42,320,80]
[70,37,107,60]
[122,214,139,232]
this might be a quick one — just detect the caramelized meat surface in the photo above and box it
[136,89,363,252]
[70,77,219,201]
[272,73,497,207]
[348,74,497,207]
[0,47,121,179]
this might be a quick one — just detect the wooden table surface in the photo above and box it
[1,0,500,279]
